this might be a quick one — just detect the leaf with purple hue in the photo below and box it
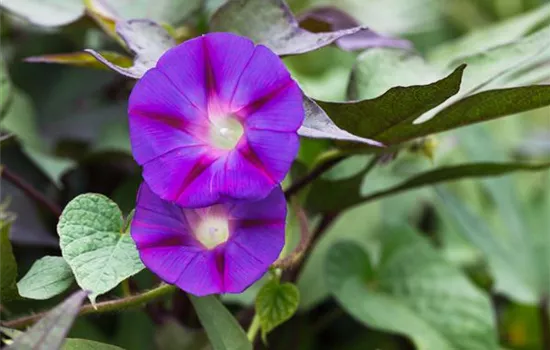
[297,6,412,52]
[86,19,175,79]
[6,290,88,350]
[210,0,371,56]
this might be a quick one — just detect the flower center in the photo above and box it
[195,216,230,249]
[209,115,244,150]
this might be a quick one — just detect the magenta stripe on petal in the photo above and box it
[132,183,286,296]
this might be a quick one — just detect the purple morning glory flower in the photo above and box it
[129,33,304,208]
[131,183,286,296]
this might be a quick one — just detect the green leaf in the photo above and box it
[57,193,144,304]
[0,56,13,120]
[436,186,549,304]
[307,161,550,213]
[256,279,299,341]
[17,256,74,300]
[86,20,175,79]
[326,227,498,350]
[0,218,19,302]
[25,52,133,70]
[62,339,126,350]
[316,65,465,145]
[6,290,88,350]
[189,295,252,350]
[429,3,550,64]
[0,0,84,27]
[210,0,369,56]
[154,318,209,350]
[87,0,201,26]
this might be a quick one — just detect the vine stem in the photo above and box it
[0,167,62,217]
[246,313,261,343]
[2,284,177,329]
[284,154,346,198]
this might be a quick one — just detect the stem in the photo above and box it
[284,155,346,198]
[272,200,310,269]
[246,313,261,343]
[2,284,177,329]
[0,167,62,217]
[120,279,131,298]
[540,297,550,350]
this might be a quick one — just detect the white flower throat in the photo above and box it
[209,115,244,150]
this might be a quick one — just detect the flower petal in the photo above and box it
[203,33,256,108]
[230,44,293,111]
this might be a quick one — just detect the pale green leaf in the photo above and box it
[0,0,84,27]
[17,256,74,300]
[189,295,252,350]
[0,56,12,120]
[256,279,299,341]
[57,194,144,304]
[326,227,498,350]
[6,290,88,350]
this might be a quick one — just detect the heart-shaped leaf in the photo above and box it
[57,193,144,304]
[256,279,299,342]
[0,0,84,27]
[326,227,498,350]
[210,0,371,56]
[17,256,74,300]
[86,19,175,79]
[0,217,19,302]
[6,290,88,350]
[189,295,252,350]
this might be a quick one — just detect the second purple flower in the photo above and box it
[129,33,304,208]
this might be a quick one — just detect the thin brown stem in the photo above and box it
[2,284,176,329]
[1,167,62,217]
[284,155,346,199]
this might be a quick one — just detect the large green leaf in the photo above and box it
[256,279,299,341]
[0,218,19,301]
[63,339,125,350]
[429,3,550,64]
[326,227,498,350]
[0,0,84,27]
[307,161,550,213]
[317,65,465,145]
[210,0,369,56]
[57,194,144,304]
[189,295,252,350]
[87,0,201,25]
[6,290,88,350]
[17,256,74,300]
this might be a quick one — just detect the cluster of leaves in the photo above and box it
[1,0,550,349]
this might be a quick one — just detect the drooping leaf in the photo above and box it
[255,279,299,342]
[57,194,144,304]
[210,0,371,56]
[6,290,88,350]
[307,161,550,213]
[297,97,382,146]
[17,256,74,300]
[62,339,126,350]
[25,52,133,70]
[326,227,498,350]
[316,65,465,145]
[86,0,201,26]
[0,217,19,302]
[0,0,85,27]
[189,295,252,350]
[0,56,13,120]
[429,3,550,64]
[86,19,175,79]
[297,6,412,52]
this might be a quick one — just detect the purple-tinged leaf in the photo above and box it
[6,290,88,350]
[298,6,412,52]
[298,96,382,146]
[86,19,175,79]
[210,0,373,56]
